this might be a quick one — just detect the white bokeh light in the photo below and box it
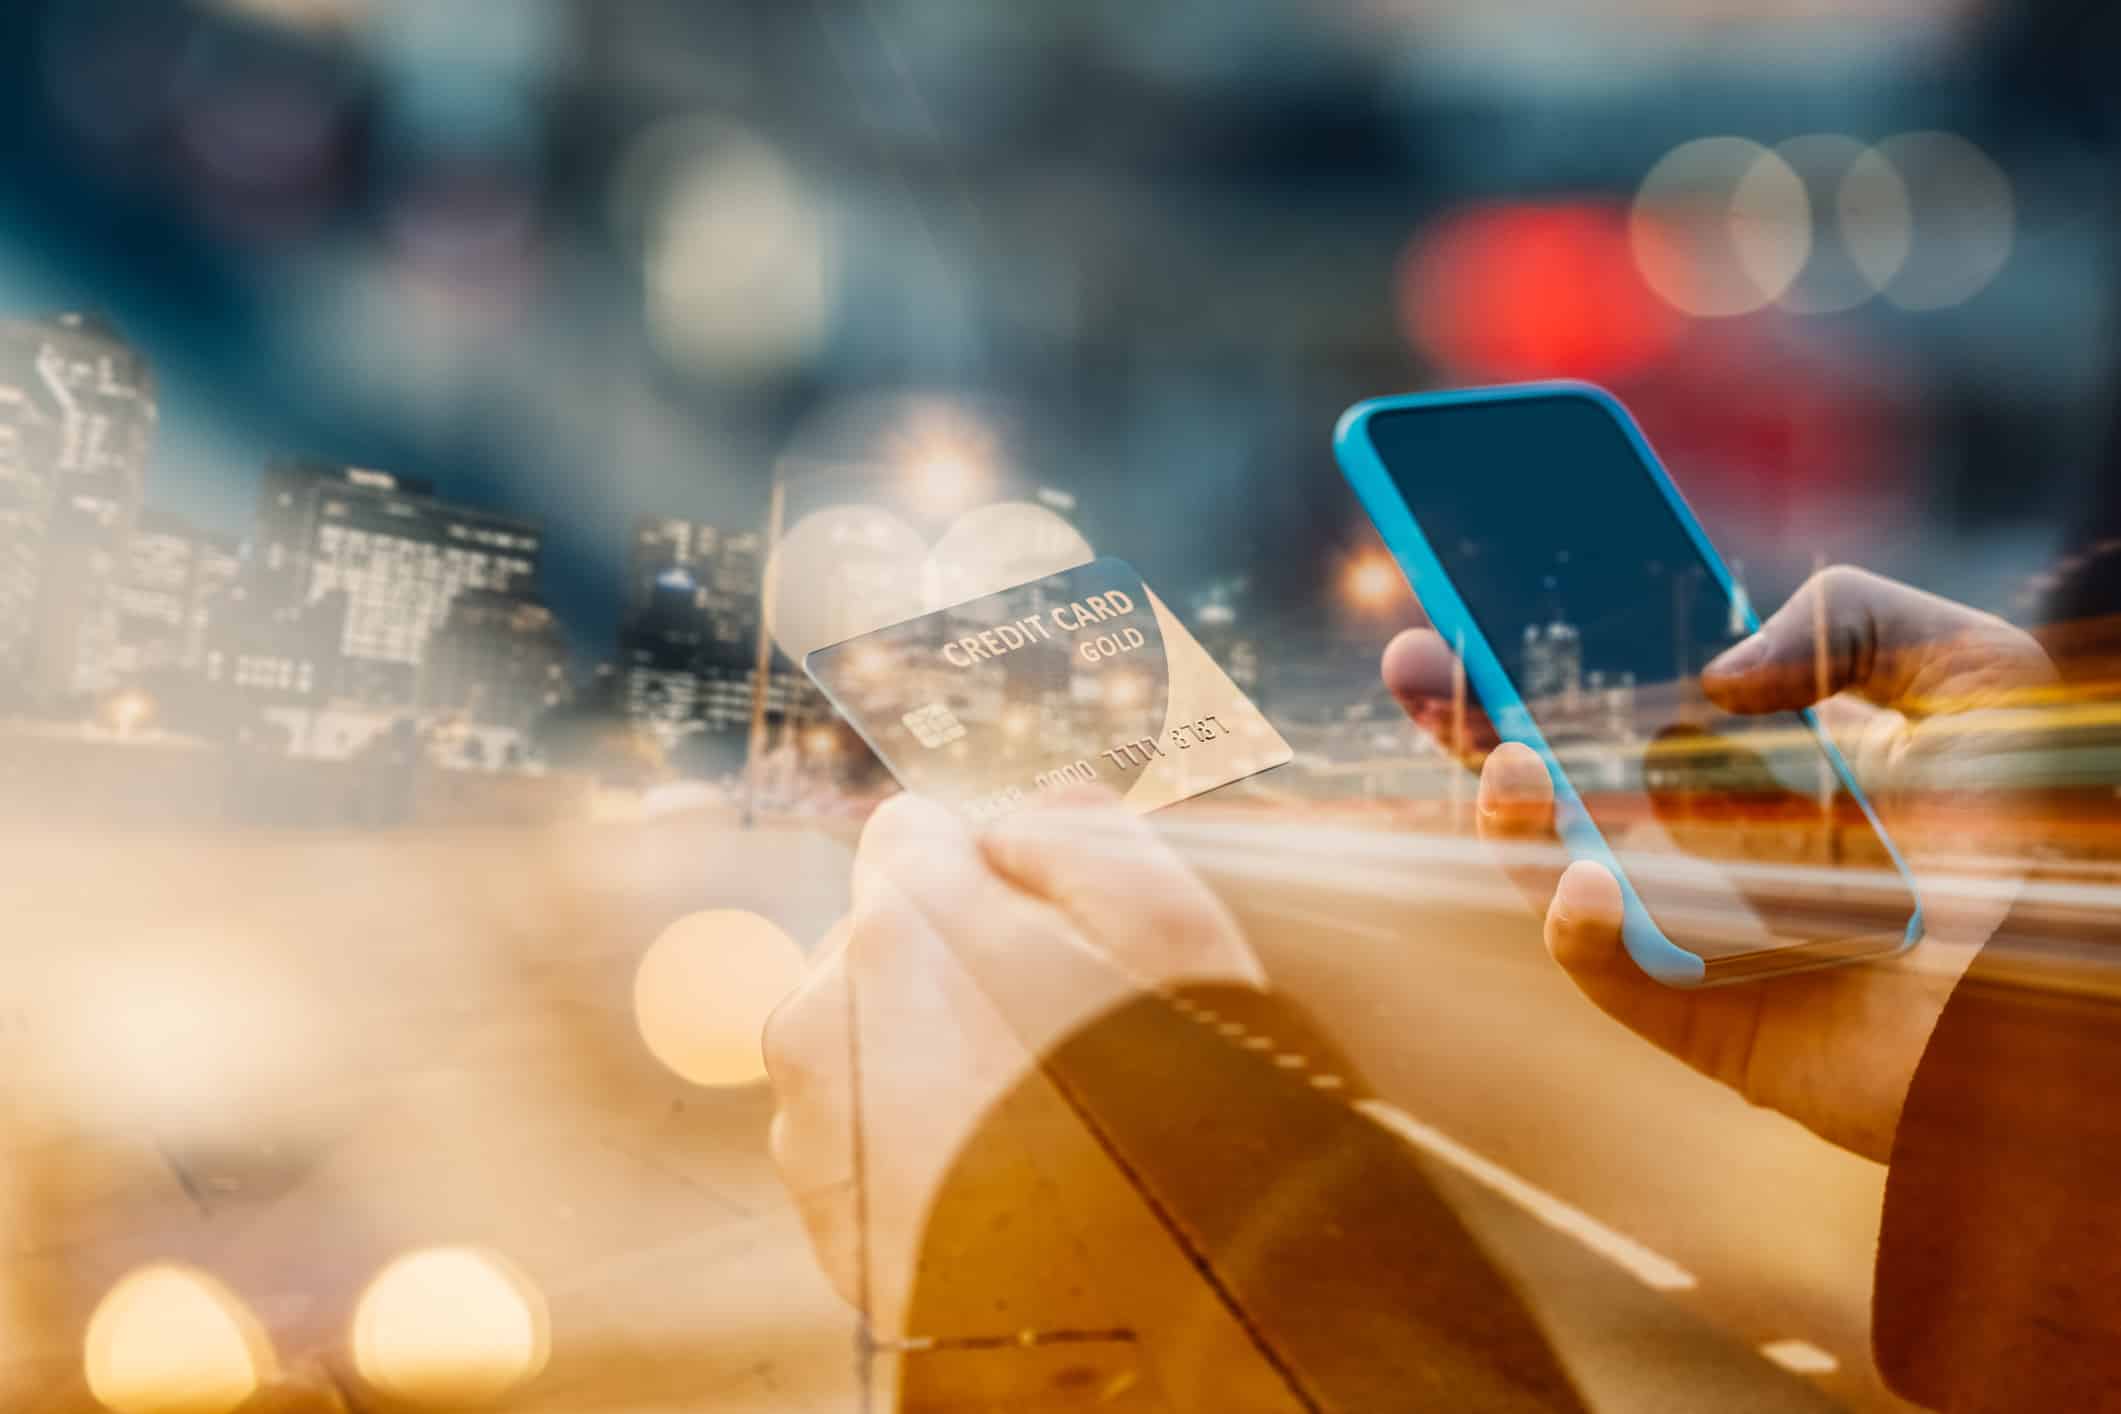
[1873,131,2015,311]
[633,910,808,1088]
[925,501,1093,610]
[888,403,1000,519]
[624,120,835,379]
[1774,134,1912,314]
[85,1265,274,1414]
[1631,137,1811,317]
[1838,144,1918,298]
[35,926,343,1158]
[764,505,928,661]
[351,1247,550,1408]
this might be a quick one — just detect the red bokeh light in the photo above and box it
[1398,202,1685,384]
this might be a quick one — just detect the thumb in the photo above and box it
[1700,565,2008,715]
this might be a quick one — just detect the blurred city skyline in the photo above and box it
[4,0,2113,694]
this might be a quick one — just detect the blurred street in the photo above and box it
[6,801,2052,1412]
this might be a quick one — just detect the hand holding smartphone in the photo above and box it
[1335,382,1923,987]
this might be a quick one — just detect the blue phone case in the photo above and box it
[1333,381,1922,986]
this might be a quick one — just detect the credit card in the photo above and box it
[805,557,1291,821]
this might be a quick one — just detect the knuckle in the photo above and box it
[1810,564,1896,612]
[1815,563,1867,594]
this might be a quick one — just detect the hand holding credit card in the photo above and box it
[804,557,1290,820]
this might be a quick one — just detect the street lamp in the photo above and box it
[109,690,152,739]
[894,403,997,519]
[1341,552,1402,613]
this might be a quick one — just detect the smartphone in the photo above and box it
[1334,382,1922,986]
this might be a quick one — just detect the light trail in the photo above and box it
[1163,817,2121,996]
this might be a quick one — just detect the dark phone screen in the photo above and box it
[1366,392,1916,961]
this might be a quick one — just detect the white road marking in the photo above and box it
[1355,1100,1699,1294]
[1758,1339,1839,1375]
[1227,851,1860,1379]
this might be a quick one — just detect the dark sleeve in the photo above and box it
[1873,959,2121,1411]
[896,984,1586,1413]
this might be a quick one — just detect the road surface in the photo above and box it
[11,804,2084,1409]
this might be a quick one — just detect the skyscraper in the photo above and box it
[0,313,156,701]
[627,517,763,666]
[618,516,781,739]
[112,510,239,679]
[0,377,53,686]
[1522,620,1584,706]
[253,461,545,710]
[424,589,572,732]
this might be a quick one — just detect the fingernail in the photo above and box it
[1551,861,1615,923]
[1704,635,1764,678]
[1488,750,1547,800]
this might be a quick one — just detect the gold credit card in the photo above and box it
[804,557,1291,821]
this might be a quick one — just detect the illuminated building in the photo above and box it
[423,589,572,733]
[618,516,815,742]
[0,313,156,701]
[0,377,53,684]
[1522,620,1584,706]
[628,517,762,660]
[253,461,543,710]
[112,511,240,680]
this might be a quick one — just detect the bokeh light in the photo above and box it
[888,402,1000,518]
[624,120,835,380]
[1341,552,1403,613]
[1399,203,1683,381]
[633,909,807,1088]
[37,927,342,1157]
[1773,134,1911,314]
[764,505,927,661]
[925,500,1094,610]
[84,1265,275,1414]
[352,1247,549,1408]
[1631,137,1811,317]
[1873,131,2014,311]
[1837,143,1917,299]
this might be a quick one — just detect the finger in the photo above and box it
[1381,627,1455,703]
[1542,860,1767,1099]
[1543,862,1700,1062]
[979,790,1261,989]
[1702,566,2045,715]
[1475,742,1565,916]
[1543,859,1629,976]
[1382,628,1499,767]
